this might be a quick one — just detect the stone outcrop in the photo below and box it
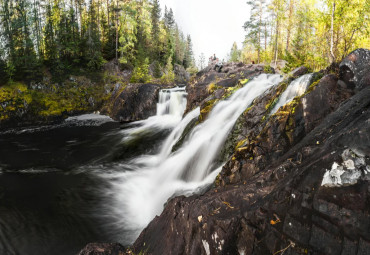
[290,66,309,78]
[79,49,370,255]
[101,83,167,123]
[339,48,370,90]
[185,62,271,114]
[131,49,370,255]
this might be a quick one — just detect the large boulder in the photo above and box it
[339,48,370,90]
[101,83,165,122]
[290,66,309,78]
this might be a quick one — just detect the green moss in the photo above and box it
[207,83,222,94]
[0,77,108,122]
[264,65,274,74]
[199,99,218,122]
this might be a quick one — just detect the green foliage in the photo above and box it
[186,65,198,77]
[0,78,107,121]
[242,0,370,70]
[160,56,175,84]
[152,60,162,78]
[263,65,274,74]
[130,58,151,83]
[229,42,241,62]
[0,0,191,86]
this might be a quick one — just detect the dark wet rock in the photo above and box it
[130,50,370,255]
[185,63,268,114]
[290,66,308,78]
[80,50,370,255]
[133,85,370,255]
[101,83,166,122]
[339,48,370,90]
[78,243,126,255]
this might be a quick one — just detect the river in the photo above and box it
[0,74,283,255]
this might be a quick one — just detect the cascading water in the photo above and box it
[157,87,188,116]
[98,74,283,240]
[271,73,314,114]
[120,87,188,142]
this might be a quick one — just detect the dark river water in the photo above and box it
[0,119,167,255]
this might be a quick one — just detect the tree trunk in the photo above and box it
[330,1,335,63]
[286,0,294,52]
[258,1,262,63]
[115,0,118,61]
[274,17,279,67]
[106,0,110,28]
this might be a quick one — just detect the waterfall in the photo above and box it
[121,87,188,142]
[99,74,283,239]
[157,87,188,117]
[271,73,314,114]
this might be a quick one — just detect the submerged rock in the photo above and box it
[78,243,126,255]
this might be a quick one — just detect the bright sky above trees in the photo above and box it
[159,0,251,62]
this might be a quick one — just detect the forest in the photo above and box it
[0,0,195,85]
[228,0,370,72]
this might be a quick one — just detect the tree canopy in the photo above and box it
[0,0,195,84]
[239,0,370,71]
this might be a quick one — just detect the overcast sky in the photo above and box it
[159,0,251,64]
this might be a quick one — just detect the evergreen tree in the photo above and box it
[164,7,175,29]
[244,0,266,63]
[183,35,193,68]
[229,42,241,62]
[85,0,104,70]
[150,0,161,60]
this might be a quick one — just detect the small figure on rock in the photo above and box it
[214,59,223,73]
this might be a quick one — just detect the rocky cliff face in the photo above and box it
[79,49,370,255]
[131,49,370,255]
[101,83,168,122]
[185,62,271,115]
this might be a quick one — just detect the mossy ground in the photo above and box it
[0,74,113,124]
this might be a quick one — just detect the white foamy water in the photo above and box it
[98,75,283,238]
[120,87,188,143]
[271,73,314,114]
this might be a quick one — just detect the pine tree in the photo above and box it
[85,0,104,70]
[164,7,175,30]
[150,0,161,60]
[229,42,241,62]
[244,0,266,63]
[183,35,193,68]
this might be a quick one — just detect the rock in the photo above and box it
[130,50,370,255]
[271,60,288,73]
[102,83,166,123]
[339,48,370,90]
[78,243,126,255]
[290,66,308,77]
[185,63,269,114]
[174,64,190,85]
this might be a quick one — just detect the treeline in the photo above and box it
[0,0,195,84]
[232,0,370,71]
